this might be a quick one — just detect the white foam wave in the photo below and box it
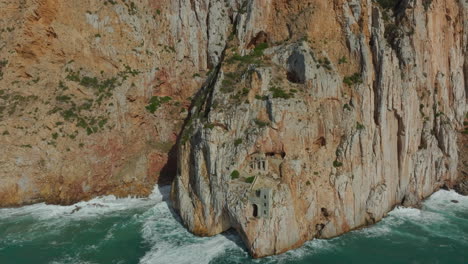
[266,239,334,264]
[0,185,170,222]
[355,189,468,244]
[139,202,239,264]
[424,189,468,211]
[140,234,237,264]
[387,206,444,224]
[358,223,393,237]
[383,189,468,226]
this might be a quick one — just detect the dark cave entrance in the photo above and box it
[252,204,258,218]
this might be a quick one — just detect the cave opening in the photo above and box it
[286,51,306,84]
[252,204,259,217]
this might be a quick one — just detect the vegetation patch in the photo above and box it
[226,43,267,65]
[231,170,240,180]
[343,73,363,87]
[204,123,215,130]
[146,96,172,114]
[49,65,140,136]
[338,56,348,65]
[317,57,332,71]
[269,86,294,99]
[356,122,365,130]
[270,86,294,99]
[254,119,269,128]
[0,59,7,80]
[0,91,39,120]
[245,176,256,184]
[333,160,343,168]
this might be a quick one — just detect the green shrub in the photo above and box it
[245,176,255,183]
[226,43,266,65]
[146,96,172,114]
[56,95,71,102]
[252,43,268,57]
[254,119,269,128]
[234,138,243,146]
[338,56,348,64]
[231,170,240,180]
[317,57,332,70]
[333,160,343,167]
[270,86,293,99]
[356,122,365,130]
[343,73,363,87]
[204,123,215,129]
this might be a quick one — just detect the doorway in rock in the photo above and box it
[252,204,258,217]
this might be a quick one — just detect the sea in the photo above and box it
[0,186,467,264]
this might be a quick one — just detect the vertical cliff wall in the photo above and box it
[172,0,467,258]
[0,0,242,206]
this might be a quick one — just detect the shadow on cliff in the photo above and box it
[157,144,177,186]
[152,48,250,251]
[156,56,222,188]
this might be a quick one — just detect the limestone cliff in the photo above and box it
[171,0,468,258]
[0,0,236,206]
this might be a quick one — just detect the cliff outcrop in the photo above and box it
[171,0,468,258]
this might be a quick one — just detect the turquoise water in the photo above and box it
[0,187,467,264]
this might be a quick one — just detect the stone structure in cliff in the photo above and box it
[171,0,468,258]
[249,188,272,219]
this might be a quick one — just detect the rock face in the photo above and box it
[0,0,241,206]
[172,0,468,258]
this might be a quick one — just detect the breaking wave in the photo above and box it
[0,188,466,264]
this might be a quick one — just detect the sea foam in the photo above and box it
[0,185,170,222]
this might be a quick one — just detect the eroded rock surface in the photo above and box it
[0,0,240,206]
[172,0,468,258]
